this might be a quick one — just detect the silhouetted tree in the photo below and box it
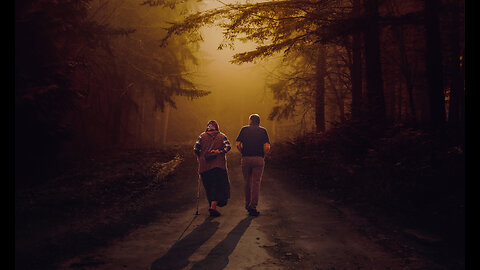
[444,0,465,127]
[155,0,464,134]
[363,0,386,123]
[15,0,133,181]
[424,0,446,130]
[156,0,356,131]
[350,0,364,121]
[15,0,209,183]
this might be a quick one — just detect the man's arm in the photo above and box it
[263,142,271,155]
[235,127,244,153]
[236,141,242,152]
[263,129,271,155]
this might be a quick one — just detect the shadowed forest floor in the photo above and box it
[15,124,465,270]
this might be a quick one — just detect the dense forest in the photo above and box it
[15,0,207,183]
[15,0,465,170]
[15,0,465,268]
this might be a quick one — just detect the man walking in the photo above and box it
[235,114,270,216]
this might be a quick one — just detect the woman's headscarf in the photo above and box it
[206,120,219,131]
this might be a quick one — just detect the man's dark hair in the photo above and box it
[249,114,260,125]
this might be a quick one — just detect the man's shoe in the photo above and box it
[248,208,260,216]
[209,209,221,217]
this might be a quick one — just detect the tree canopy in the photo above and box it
[158,0,353,62]
[157,0,464,133]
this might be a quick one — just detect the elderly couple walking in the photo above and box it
[193,114,271,217]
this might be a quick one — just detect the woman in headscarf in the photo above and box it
[193,120,232,217]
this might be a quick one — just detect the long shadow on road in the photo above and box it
[151,216,219,270]
[151,216,253,270]
[190,216,253,270]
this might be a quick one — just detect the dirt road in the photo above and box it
[56,151,451,270]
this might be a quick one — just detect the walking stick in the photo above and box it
[195,174,200,215]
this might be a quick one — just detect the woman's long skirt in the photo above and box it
[200,167,230,207]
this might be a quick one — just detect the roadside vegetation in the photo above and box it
[15,147,189,269]
[268,120,465,267]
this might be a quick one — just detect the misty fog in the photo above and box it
[143,0,314,147]
[15,0,465,269]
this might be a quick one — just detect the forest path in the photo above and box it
[57,151,438,270]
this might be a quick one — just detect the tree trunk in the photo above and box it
[424,0,446,130]
[363,0,386,122]
[140,88,146,147]
[315,45,327,133]
[328,74,345,123]
[396,84,403,121]
[392,24,417,122]
[351,0,363,121]
[271,120,276,142]
[447,0,465,127]
[162,104,170,146]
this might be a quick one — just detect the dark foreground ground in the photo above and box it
[15,147,190,269]
[15,129,465,269]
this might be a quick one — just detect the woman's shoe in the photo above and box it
[209,208,221,217]
[248,208,260,216]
